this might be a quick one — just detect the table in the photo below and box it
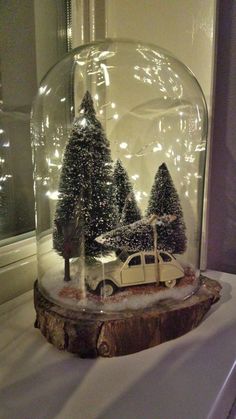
[0,270,235,419]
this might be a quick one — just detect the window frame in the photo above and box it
[0,0,70,303]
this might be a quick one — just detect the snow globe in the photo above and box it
[32,39,221,357]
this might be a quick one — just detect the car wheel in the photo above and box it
[165,279,176,288]
[97,280,116,297]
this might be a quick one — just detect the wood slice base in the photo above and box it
[34,278,221,358]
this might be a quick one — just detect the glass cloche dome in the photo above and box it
[32,39,208,315]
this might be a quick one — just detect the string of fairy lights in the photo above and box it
[26,47,206,213]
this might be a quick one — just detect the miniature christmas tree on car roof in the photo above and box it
[53,91,118,281]
[96,213,176,253]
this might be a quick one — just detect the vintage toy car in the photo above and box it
[86,251,184,297]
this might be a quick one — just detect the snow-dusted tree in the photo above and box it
[113,159,141,224]
[120,192,142,225]
[96,214,176,253]
[146,162,187,254]
[53,91,118,280]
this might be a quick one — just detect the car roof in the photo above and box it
[128,250,172,257]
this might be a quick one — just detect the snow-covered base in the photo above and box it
[40,264,200,313]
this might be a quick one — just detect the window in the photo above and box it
[145,254,155,264]
[0,0,69,244]
[160,252,172,262]
[0,0,70,303]
[128,255,141,266]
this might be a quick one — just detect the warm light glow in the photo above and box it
[195,144,205,152]
[131,174,139,181]
[94,94,99,100]
[39,85,47,95]
[111,102,116,109]
[60,97,66,102]
[46,190,59,200]
[135,191,142,202]
[119,142,128,149]
[100,63,110,86]
[54,149,59,158]
[113,113,119,120]
[0,129,4,134]
[153,143,162,152]
[125,154,132,159]
[76,60,85,66]
[80,118,87,127]
[67,27,72,39]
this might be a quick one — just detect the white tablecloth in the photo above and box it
[0,270,235,419]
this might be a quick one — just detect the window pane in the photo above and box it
[160,252,172,262]
[129,255,141,266]
[0,0,68,244]
[145,255,155,264]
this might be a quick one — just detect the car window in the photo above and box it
[159,252,172,262]
[128,255,141,266]
[145,255,155,264]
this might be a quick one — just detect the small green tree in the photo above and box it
[121,192,142,225]
[146,162,187,254]
[53,91,118,280]
[96,214,175,253]
[113,159,141,224]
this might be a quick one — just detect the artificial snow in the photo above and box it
[40,263,200,313]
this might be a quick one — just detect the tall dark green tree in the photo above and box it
[113,159,141,224]
[146,162,187,254]
[53,91,118,280]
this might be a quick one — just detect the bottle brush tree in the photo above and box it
[120,192,142,225]
[146,162,187,254]
[113,159,141,225]
[53,91,118,281]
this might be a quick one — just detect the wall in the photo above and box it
[207,1,236,274]
[73,0,217,269]
[34,0,67,84]
[105,0,216,111]
[105,0,217,269]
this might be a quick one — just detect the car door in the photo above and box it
[159,252,183,281]
[121,255,144,285]
[143,254,159,284]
